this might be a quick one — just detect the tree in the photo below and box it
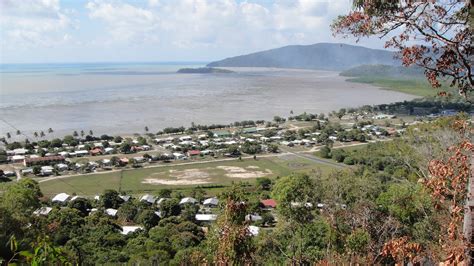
[34,132,38,138]
[73,131,78,137]
[318,145,331,158]
[144,126,149,132]
[16,130,21,135]
[80,130,84,137]
[40,131,45,138]
[137,210,160,230]
[89,130,93,136]
[48,128,53,133]
[100,190,124,209]
[267,143,279,153]
[1,178,42,220]
[6,132,11,139]
[256,177,272,191]
[332,1,472,97]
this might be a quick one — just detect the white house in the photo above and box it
[179,136,192,141]
[105,208,118,217]
[56,163,68,171]
[119,195,131,202]
[121,226,143,235]
[140,194,156,204]
[179,197,198,205]
[245,214,263,222]
[33,207,53,216]
[76,150,89,157]
[173,152,186,160]
[104,147,115,154]
[195,214,217,221]
[52,193,70,203]
[248,225,260,236]
[203,197,219,207]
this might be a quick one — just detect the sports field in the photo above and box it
[38,155,338,197]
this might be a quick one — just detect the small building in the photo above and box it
[52,193,70,203]
[140,194,156,204]
[11,155,25,163]
[75,150,89,157]
[213,130,231,138]
[41,166,54,175]
[173,152,186,160]
[245,214,263,222]
[119,158,129,166]
[105,208,118,217]
[260,199,277,209]
[180,197,198,205]
[187,150,201,157]
[121,226,143,235]
[179,136,192,141]
[104,147,115,154]
[89,148,103,156]
[195,214,217,222]
[248,225,260,236]
[203,197,219,207]
[119,195,131,202]
[33,207,53,216]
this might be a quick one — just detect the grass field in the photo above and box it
[39,155,337,197]
[345,76,445,97]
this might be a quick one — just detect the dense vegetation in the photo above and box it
[1,116,469,264]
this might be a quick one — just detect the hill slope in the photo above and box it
[207,43,398,70]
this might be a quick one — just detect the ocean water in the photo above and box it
[0,63,416,139]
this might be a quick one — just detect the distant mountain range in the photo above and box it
[207,43,399,71]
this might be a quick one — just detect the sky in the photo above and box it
[0,0,389,63]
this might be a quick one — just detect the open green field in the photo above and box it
[39,155,337,197]
[346,76,445,97]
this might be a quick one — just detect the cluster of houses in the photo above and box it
[33,193,283,236]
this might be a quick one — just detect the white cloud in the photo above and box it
[86,0,160,43]
[0,0,73,48]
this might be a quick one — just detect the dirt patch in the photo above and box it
[142,178,210,185]
[142,169,211,185]
[217,166,272,179]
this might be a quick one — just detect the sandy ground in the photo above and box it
[141,165,273,185]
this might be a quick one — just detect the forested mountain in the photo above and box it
[207,43,398,70]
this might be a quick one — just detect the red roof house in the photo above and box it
[187,150,201,156]
[89,148,103,156]
[260,199,277,209]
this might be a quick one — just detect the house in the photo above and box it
[140,194,156,204]
[119,158,129,165]
[187,150,201,157]
[119,195,131,202]
[56,163,68,171]
[105,208,118,217]
[203,197,219,207]
[248,225,260,236]
[75,150,89,157]
[245,214,263,222]
[13,148,28,155]
[213,130,231,138]
[121,226,143,235]
[179,136,192,141]
[242,127,257,134]
[70,195,82,201]
[260,199,277,209]
[142,145,151,151]
[102,159,111,166]
[195,214,217,222]
[41,166,54,175]
[33,207,53,216]
[104,147,115,154]
[180,197,198,205]
[58,151,69,157]
[89,148,103,156]
[2,171,15,177]
[21,168,33,175]
[52,193,70,203]
[11,155,25,163]
[173,152,186,160]
[133,157,146,163]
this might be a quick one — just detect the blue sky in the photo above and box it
[0,0,389,63]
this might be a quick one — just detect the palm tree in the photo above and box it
[34,132,38,138]
[89,130,93,136]
[48,128,53,133]
[16,130,21,135]
[145,126,149,132]
[6,132,11,139]
[73,131,78,137]
[40,131,45,138]
[80,130,84,137]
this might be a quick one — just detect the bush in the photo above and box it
[343,156,355,165]
[318,146,331,158]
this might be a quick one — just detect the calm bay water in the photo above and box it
[0,63,416,139]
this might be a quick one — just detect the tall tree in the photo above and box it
[332,1,472,98]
